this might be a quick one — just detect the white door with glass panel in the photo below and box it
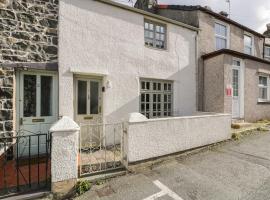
[18,71,58,157]
[75,78,102,148]
[232,62,241,119]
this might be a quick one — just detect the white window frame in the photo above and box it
[265,46,270,60]
[140,79,173,118]
[144,19,167,50]
[215,20,230,50]
[244,33,254,56]
[258,74,270,102]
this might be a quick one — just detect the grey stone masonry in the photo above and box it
[0,0,59,139]
[0,0,59,63]
[0,66,13,138]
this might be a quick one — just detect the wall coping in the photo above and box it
[128,113,231,124]
[50,116,80,133]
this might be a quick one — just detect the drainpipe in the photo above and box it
[195,32,201,112]
[263,37,265,59]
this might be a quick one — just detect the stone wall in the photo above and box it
[0,67,13,138]
[0,0,58,63]
[0,0,58,138]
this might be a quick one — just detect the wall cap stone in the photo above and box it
[50,116,80,132]
[128,112,148,123]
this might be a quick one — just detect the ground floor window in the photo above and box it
[258,75,269,101]
[140,79,173,118]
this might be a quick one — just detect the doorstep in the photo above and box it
[0,190,50,200]
[80,169,127,182]
[231,121,270,136]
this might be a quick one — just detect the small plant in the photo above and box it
[257,119,270,125]
[232,133,241,140]
[76,180,91,196]
[96,179,105,185]
[257,126,269,132]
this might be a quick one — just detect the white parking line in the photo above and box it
[143,180,184,200]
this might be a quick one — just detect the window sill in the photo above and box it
[257,100,270,104]
[144,45,167,52]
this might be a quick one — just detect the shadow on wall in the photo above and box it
[105,66,196,124]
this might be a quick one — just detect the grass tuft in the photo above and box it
[76,180,92,196]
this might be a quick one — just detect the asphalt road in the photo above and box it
[77,132,270,200]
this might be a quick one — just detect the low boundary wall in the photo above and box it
[126,113,231,163]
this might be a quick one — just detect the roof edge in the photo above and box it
[94,0,199,32]
[158,5,264,38]
[202,49,270,65]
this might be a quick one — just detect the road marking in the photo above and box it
[143,180,184,200]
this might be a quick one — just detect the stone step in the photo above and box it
[231,122,252,129]
[80,168,127,182]
[0,190,50,200]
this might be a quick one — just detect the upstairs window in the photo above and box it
[258,75,269,102]
[144,20,166,49]
[215,22,228,50]
[244,35,253,55]
[265,46,270,60]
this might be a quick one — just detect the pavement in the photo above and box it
[75,131,270,200]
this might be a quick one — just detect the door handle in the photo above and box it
[99,106,102,113]
[20,118,23,125]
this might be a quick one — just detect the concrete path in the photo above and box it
[76,132,270,200]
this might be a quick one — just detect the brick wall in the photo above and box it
[0,0,58,138]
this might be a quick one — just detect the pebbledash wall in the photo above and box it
[125,113,231,163]
[204,53,270,122]
[0,0,58,138]
[58,0,198,124]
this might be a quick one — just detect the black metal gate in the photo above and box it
[0,131,51,198]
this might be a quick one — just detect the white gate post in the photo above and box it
[50,116,80,197]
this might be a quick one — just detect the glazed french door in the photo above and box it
[18,71,58,157]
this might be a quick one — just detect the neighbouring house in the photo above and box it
[0,0,58,193]
[0,0,59,143]
[135,3,270,122]
[264,24,270,61]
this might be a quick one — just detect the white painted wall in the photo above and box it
[126,113,231,162]
[50,117,79,183]
[59,0,197,123]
